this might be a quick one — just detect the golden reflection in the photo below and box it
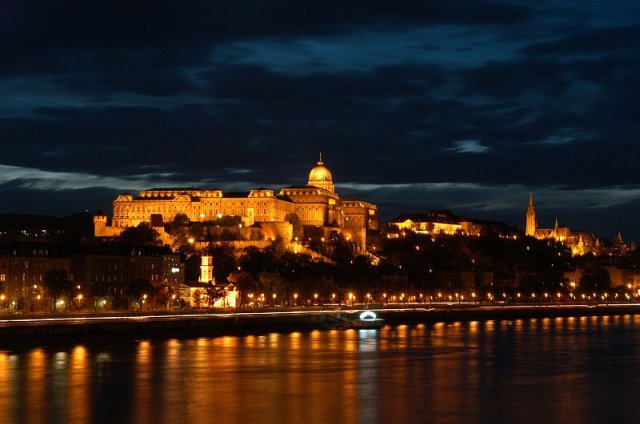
[245,334,256,348]
[67,345,90,423]
[290,332,301,350]
[160,339,184,424]
[166,338,180,357]
[269,332,280,348]
[414,323,426,335]
[223,335,238,348]
[343,329,358,352]
[327,329,342,351]
[7,314,640,424]
[377,327,390,351]
[0,352,12,423]
[432,321,445,344]
[133,340,154,424]
[26,348,47,424]
[283,332,306,423]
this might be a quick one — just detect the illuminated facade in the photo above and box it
[389,210,514,237]
[95,156,379,250]
[525,193,599,255]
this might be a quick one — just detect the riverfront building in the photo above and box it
[0,243,184,311]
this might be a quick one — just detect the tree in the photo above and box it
[155,284,176,310]
[207,244,237,282]
[205,283,226,307]
[170,212,191,227]
[184,253,201,282]
[43,269,73,312]
[119,222,161,246]
[579,267,612,293]
[127,278,155,309]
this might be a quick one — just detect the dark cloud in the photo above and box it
[521,26,640,55]
[1,1,639,240]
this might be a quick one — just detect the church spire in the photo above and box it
[526,193,536,237]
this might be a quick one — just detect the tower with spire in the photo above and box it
[525,192,536,237]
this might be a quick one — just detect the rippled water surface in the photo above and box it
[2,315,640,423]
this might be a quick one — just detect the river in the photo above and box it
[1,314,639,423]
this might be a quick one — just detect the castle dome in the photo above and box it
[308,161,333,183]
[307,153,335,192]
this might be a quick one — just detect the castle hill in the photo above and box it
[0,154,639,339]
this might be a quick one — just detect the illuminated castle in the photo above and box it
[95,155,378,250]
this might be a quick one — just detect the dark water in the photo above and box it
[2,315,640,424]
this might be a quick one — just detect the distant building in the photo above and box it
[95,155,378,251]
[525,193,629,256]
[389,210,515,237]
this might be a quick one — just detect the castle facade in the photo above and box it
[95,156,378,250]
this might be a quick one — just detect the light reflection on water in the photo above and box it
[2,316,640,423]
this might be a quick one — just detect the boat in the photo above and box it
[333,311,385,329]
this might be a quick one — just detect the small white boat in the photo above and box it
[334,311,385,329]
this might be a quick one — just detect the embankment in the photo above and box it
[1,304,639,347]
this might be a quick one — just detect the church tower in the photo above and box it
[526,193,536,237]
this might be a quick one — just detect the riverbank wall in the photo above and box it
[2,304,640,347]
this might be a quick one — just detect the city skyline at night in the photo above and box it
[1,1,639,240]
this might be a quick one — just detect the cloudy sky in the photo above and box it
[1,1,639,240]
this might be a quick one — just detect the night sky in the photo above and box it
[1,1,639,241]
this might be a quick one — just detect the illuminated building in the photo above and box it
[389,210,514,237]
[95,155,378,250]
[525,193,605,256]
